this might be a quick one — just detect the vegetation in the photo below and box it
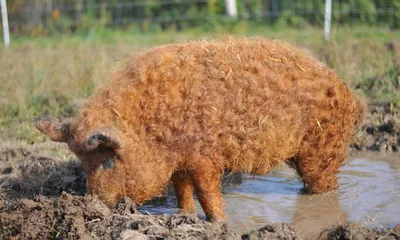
[3,0,400,36]
[1,25,399,142]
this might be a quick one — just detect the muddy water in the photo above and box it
[139,152,400,238]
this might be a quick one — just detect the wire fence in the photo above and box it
[2,0,400,36]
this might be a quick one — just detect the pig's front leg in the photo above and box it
[172,171,195,214]
[190,158,226,223]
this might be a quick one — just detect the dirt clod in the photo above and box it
[326,222,400,240]
[242,223,299,240]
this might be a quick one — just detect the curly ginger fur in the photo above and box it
[36,37,364,222]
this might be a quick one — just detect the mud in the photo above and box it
[0,192,295,240]
[0,139,86,202]
[325,222,400,240]
[351,102,399,152]
[0,192,399,240]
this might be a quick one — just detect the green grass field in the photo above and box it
[1,25,400,142]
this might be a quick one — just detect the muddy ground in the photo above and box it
[0,192,399,240]
[0,103,399,240]
[351,102,399,152]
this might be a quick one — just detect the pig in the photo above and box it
[35,37,364,222]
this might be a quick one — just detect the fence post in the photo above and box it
[324,0,332,41]
[271,0,278,23]
[225,0,237,18]
[1,0,10,47]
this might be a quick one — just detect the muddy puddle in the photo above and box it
[140,152,400,238]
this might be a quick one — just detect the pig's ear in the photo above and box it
[35,116,71,142]
[86,131,120,151]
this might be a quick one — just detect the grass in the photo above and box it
[1,24,400,142]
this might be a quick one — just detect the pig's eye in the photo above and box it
[101,155,117,170]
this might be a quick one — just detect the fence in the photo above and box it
[1,0,400,39]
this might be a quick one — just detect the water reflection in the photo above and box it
[291,192,346,239]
